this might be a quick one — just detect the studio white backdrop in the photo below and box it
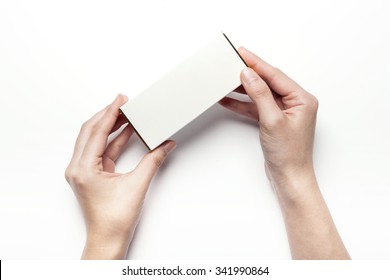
[0,0,389,259]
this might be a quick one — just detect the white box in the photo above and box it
[120,33,246,150]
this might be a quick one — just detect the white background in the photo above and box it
[0,0,389,260]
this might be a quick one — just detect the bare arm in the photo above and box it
[220,48,350,259]
[274,169,349,259]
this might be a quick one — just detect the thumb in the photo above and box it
[240,67,282,123]
[133,140,176,185]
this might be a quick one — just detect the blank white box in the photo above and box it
[120,33,246,150]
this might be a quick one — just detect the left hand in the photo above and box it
[65,94,176,259]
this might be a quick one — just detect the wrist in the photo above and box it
[82,226,132,260]
[269,164,319,207]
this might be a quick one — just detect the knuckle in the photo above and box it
[271,114,285,127]
[268,67,282,84]
[64,165,87,187]
[263,114,285,129]
[80,119,96,134]
[148,150,167,168]
[106,103,118,116]
[152,155,164,168]
[86,123,99,136]
[251,81,270,98]
[64,166,72,183]
[81,112,103,133]
[71,169,87,187]
[311,95,319,110]
[111,141,122,151]
[306,93,319,112]
[80,120,89,131]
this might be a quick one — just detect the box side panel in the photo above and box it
[120,33,246,150]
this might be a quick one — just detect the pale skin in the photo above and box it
[220,47,350,259]
[65,47,350,259]
[65,95,176,259]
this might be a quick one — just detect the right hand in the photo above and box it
[219,47,319,189]
[220,50,351,260]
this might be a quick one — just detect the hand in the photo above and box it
[220,48,350,259]
[220,47,318,192]
[65,94,176,259]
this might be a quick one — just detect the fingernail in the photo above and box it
[164,141,177,154]
[241,67,257,82]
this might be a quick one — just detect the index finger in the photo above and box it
[238,47,303,96]
[81,94,129,163]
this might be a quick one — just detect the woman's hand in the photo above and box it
[220,48,350,259]
[65,94,176,259]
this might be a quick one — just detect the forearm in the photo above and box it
[274,169,350,260]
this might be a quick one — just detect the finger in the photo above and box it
[133,140,176,186]
[240,67,282,123]
[104,124,134,162]
[82,94,128,162]
[70,103,112,164]
[238,47,303,96]
[218,97,258,121]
